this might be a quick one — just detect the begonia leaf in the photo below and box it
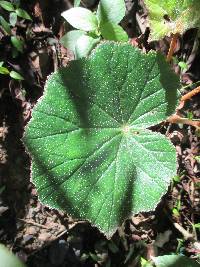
[24,42,179,237]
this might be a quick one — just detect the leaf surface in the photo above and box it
[9,12,17,26]
[97,0,126,24]
[0,15,11,34]
[62,7,98,32]
[24,42,179,237]
[0,244,26,267]
[100,22,128,41]
[0,0,15,11]
[144,0,200,40]
[153,255,200,267]
[15,8,32,20]
[75,35,100,58]
[10,70,24,80]
[60,30,85,53]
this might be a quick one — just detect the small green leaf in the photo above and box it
[9,12,17,26]
[187,111,193,120]
[89,252,102,262]
[60,30,85,53]
[0,15,11,34]
[74,0,81,7]
[173,175,180,183]
[172,208,180,217]
[9,70,24,80]
[193,223,200,229]
[62,7,98,32]
[0,244,26,267]
[0,61,4,67]
[100,22,128,41]
[15,8,32,20]
[11,36,24,52]
[97,0,126,24]
[141,257,154,267]
[196,156,200,163]
[24,42,179,237]
[178,61,188,71]
[0,66,9,74]
[0,1,15,11]
[144,0,200,40]
[75,35,100,58]
[152,254,200,267]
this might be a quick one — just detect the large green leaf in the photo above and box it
[144,0,200,40]
[24,42,179,237]
[153,255,200,267]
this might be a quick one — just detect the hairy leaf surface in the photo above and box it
[144,0,200,40]
[24,43,179,237]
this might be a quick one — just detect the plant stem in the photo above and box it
[166,33,179,62]
[167,114,200,128]
[181,85,200,101]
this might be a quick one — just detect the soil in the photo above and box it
[0,0,200,266]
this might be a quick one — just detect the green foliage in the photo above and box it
[9,12,17,26]
[100,22,128,42]
[0,1,32,35]
[60,30,85,52]
[97,0,126,25]
[141,257,154,267]
[74,34,100,59]
[11,36,24,53]
[10,70,24,80]
[0,1,29,80]
[152,254,200,267]
[0,1,15,12]
[61,0,128,58]
[196,156,200,163]
[15,8,32,20]
[0,61,9,74]
[0,15,11,34]
[74,0,81,7]
[144,0,200,40]
[0,244,26,267]
[0,61,24,80]
[24,42,179,237]
[62,7,98,32]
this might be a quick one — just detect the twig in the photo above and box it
[55,229,68,238]
[167,114,200,128]
[166,33,179,62]
[181,86,200,102]
[173,222,193,240]
[17,218,51,229]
